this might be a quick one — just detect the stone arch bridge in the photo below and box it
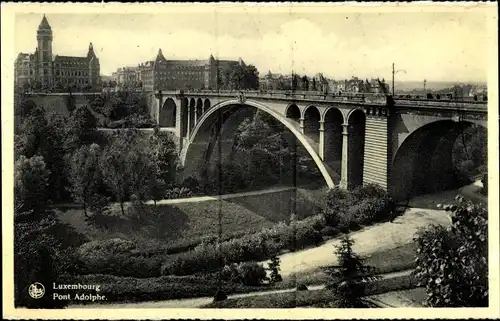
[151,90,487,201]
[27,90,486,201]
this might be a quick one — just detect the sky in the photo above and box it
[13,7,493,83]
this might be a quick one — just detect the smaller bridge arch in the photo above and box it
[303,105,321,142]
[196,98,203,122]
[323,107,344,172]
[204,98,211,113]
[345,109,366,189]
[285,103,301,122]
[159,98,177,127]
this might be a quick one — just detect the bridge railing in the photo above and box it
[160,89,487,105]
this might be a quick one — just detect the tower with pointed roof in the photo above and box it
[37,14,53,87]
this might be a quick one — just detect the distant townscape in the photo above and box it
[15,15,487,101]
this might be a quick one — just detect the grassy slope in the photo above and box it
[56,200,274,250]
[56,187,325,250]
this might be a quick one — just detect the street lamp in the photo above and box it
[392,63,407,96]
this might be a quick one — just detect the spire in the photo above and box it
[38,14,51,30]
[156,48,166,61]
[87,42,96,59]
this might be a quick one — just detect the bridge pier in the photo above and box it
[318,120,325,160]
[299,117,305,134]
[340,123,350,189]
[363,107,391,190]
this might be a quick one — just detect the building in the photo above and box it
[14,15,101,91]
[113,49,242,91]
[112,66,140,88]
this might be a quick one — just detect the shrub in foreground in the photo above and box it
[414,196,488,307]
[161,215,325,276]
[77,238,163,277]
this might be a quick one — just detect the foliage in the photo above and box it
[237,262,268,286]
[88,91,152,126]
[68,144,104,217]
[325,235,377,308]
[76,238,163,277]
[296,283,309,291]
[204,289,336,308]
[64,273,266,304]
[414,196,488,307]
[161,215,324,276]
[148,131,179,185]
[213,289,228,302]
[452,124,487,179]
[267,255,283,284]
[15,218,75,308]
[15,155,50,219]
[217,62,259,90]
[99,130,160,215]
[65,106,98,149]
[321,184,395,231]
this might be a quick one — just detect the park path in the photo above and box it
[269,207,450,277]
[69,270,412,309]
[150,186,295,205]
[51,185,295,209]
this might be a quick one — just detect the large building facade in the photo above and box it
[112,49,242,91]
[14,15,101,91]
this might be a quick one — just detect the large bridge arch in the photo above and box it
[390,119,487,201]
[181,99,335,188]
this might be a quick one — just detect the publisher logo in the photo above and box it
[28,282,45,299]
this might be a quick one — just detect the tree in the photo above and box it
[65,92,76,113]
[15,106,48,158]
[148,131,179,185]
[66,105,97,149]
[301,75,309,91]
[291,74,298,91]
[325,235,377,308]
[312,78,317,91]
[414,196,488,307]
[45,112,72,201]
[218,63,260,90]
[100,140,131,216]
[68,144,103,217]
[15,219,72,308]
[267,255,282,284]
[15,155,50,220]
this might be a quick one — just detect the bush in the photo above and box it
[64,273,264,303]
[321,226,340,237]
[213,289,228,302]
[349,197,392,226]
[296,284,309,291]
[77,238,163,277]
[162,215,325,276]
[414,197,488,307]
[237,262,268,286]
[322,184,395,230]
